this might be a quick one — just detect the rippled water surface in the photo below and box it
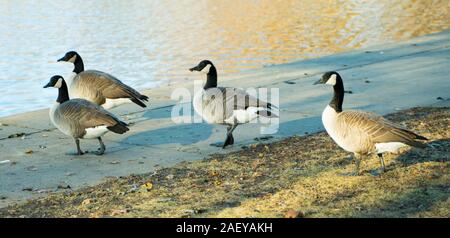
[0,0,449,117]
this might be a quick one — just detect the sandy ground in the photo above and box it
[1,106,448,218]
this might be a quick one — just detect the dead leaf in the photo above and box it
[81,199,92,206]
[110,209,128,216]
[141,182,153,191]
[209,171,219,177]
[284,209,304,218]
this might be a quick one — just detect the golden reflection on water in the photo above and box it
[196,0,450,74]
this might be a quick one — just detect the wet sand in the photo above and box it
[1,106,448,218]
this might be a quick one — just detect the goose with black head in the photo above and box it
[44,75,129,155]
[314,71,427,175]
[57,51,149,109]
[189,60,277,148]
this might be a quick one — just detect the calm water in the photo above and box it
[0,0,449,117]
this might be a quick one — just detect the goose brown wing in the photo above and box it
[222,87,270,109]
[202,87,272,121]
[78,70,147,103]
[56,99,122,130]
[338,110,426,147]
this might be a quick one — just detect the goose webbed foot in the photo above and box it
[209,142,225,147]
[91,150,105,156]
[92,137,106,156]
[221,124,237,149]
[222,134,234,149]
[368,153,386,176]
[71,138,86,156]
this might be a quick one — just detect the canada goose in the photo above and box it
[57,51,149,109]
[189,60,276,148]
[44,75,129,155]
[314,71,427,175]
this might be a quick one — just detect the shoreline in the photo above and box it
[1,30,450,209]
[2,29,450,122]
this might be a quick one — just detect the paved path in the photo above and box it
[1,31,449,207]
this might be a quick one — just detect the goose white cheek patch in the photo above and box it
[54,78,63,88]
[68,55,77,63]
[326,74,337,85]
[202,64,212,74]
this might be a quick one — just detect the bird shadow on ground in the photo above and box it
[142,106,173,120]
[349,181,449,218]
[276,116,323,137]
[142,102,196,120]
[394,138,449,167]
[120,122,214,146]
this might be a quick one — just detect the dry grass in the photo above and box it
[1,107,449,218]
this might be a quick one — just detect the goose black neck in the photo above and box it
[330,76,344,113]
[73,55,84,74]
[57,80,70,104]
[203,65,217,89]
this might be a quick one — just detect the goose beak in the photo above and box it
[57,56,66,62]
[313,78,325,85]
[189,66,201,72]
[43,82,52,88]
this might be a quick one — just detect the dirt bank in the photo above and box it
[1,106,448,218]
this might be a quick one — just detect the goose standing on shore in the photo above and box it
[57,51,149,109]
[44,75,129,155]
[314,71,427,175]
[189,60,276,148]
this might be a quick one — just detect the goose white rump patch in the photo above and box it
[375,142,407,153]
[225,107,262,124]
[84,126,109,139]
[102,98,132,109]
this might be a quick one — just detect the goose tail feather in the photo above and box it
[256,110,278,118]
[107,121,129,134]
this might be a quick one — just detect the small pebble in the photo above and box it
[26,166,37,171]
[110,209,128,216]
[57,184,71,189]
[8,133,25,138]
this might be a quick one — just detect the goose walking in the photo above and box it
[314,71,427,175]
[44,75,129,155]
[57,51,149,109]
[189,60,276,148]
